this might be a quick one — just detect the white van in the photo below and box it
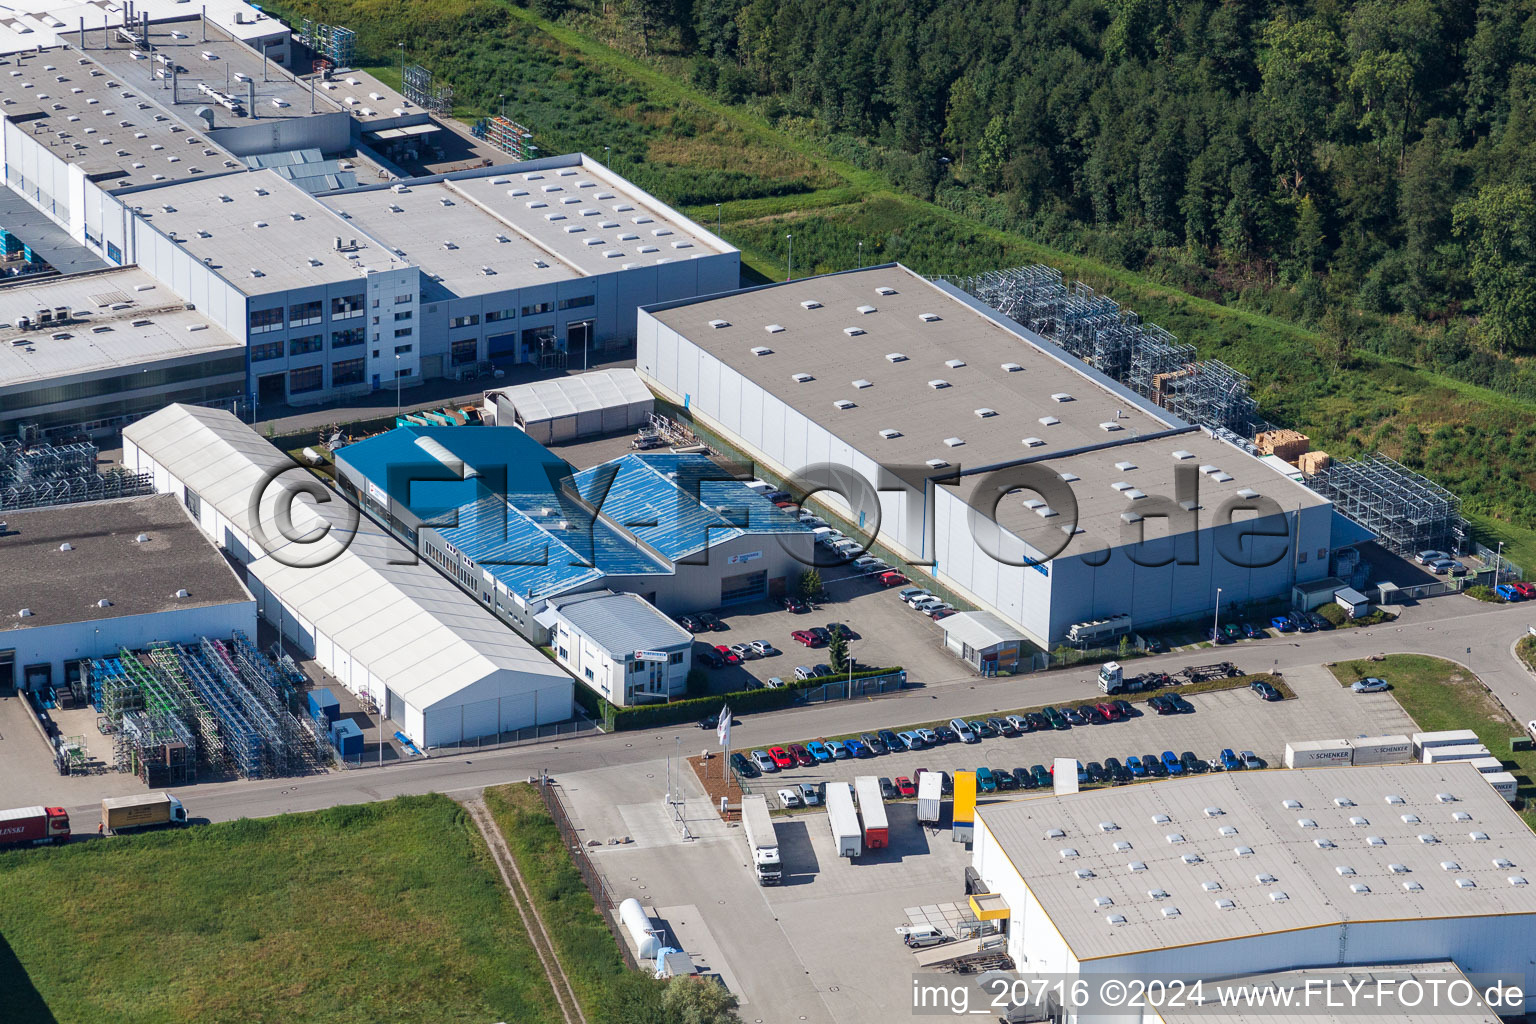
[899,925,951,948]
[949,718,977,744]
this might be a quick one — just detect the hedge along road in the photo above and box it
[55,596,1536,830]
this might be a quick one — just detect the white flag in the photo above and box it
[716,704,731,748]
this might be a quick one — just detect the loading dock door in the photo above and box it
[720,570,767,605]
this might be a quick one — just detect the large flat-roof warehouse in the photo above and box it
[637,265,1338,646]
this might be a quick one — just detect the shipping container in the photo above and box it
[916,772,942,824]
[1345,735,1412,765]
[330,718,364,757]
[0,805,70,847]
[853,775,888,849]
[1412,730,1480,758]
[1284,739,1353,768]
[1484,772,1518,801]
[1421,743,1491,764]
[825,782,862,858]
[307,687,340,723]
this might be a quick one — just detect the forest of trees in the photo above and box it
[602,0,1536,355]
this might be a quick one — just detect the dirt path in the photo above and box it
[462,796,589,1024]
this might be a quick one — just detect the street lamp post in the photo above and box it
[395,352,401,421]
[785,233,793,282]
[1495,540,1504,583]
[716,202,721,235]
[1212,587,1223,644]
[857,240,862,267]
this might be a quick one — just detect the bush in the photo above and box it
[1466,585,1501,602]
[595,666,903,730]
[1316,603,1348,626]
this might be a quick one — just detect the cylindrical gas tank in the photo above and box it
[619,897,662,959]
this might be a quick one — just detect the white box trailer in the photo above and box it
[853,776,889,849]
[1421,743,1491,764]
[1467,756,1506,775]
[916,771,942,825]
[739,794,782,886]
[1412,730,1480,758]
[1484,772,1518,801]
[1284,739,1353,768]
[825,782,862,858]
[1346,735,1412,765]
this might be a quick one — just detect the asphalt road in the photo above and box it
[56,592,1536,828]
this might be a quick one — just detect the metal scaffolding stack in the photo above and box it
[945,266,1261,435]
[1306,454,1462,557]
[0,438,153,511]
[147,643,228,775]
[118,710,196,785]
[230,632,330,768]
[402,63,452,116]
[175,643,267,779]
[298,20,355,67]
[476,116,538,161]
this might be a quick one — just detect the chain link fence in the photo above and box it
[536,775,638,971]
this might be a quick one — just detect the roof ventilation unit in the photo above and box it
[878,428,901,439]
[852,379,872,389]
[943,437,965,447]
[974,408,996,418]
[885,353,907,362]
[59,543,73,552]
[875,286,897,296]
[765,324,785,333]
[175,589,190,598]
[708,318,730,329]
[1039,416,1060,426]
[833,399,855,410]
[791,372,813,383]
[856,305,877,314]
[843,327,865,336]
[749,346,772,357]
[918,312,941,322]
[928,379,950,389]
[800,299,822,310]
[1001,362,1022,372]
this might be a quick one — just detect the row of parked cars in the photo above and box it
[895,586,956,620]
[1415,550,1468,577]
[1207,611,1331,643]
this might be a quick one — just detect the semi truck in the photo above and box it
[853,775,888,849]
[825,782,862,858]
[916,771,942,825]
[1097,662,1171,694]
[739,794,782,886]
[0,805,70,847]
[101,793,187,835]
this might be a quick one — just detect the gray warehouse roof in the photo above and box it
[643,266,1327,550]
[0,492,251,629]
[975,763,1536,962]
[939,611,1025,650]
[548,590,691,656]
[488,368,652,424]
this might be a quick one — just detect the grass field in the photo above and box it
[1326,655,1536,829]
[0,797,560,1024]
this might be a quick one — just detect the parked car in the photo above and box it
[826,622,859,641]
[949,718,978,744]
[1095,702,1122,722]
[911,597,945,613]
[1241,750,1263,770]
[792,743,817,767]
[912,727,939,747]
[829,740,852,760]
[768,747,795,769]
[777,788,803,809]
[1241,622,1262,639]
[1295,615,1317,633]
[1143,753,1169,778]
[764,676,786,689]
[810,664,836,678]
[730,752,759,778]
[1429,558,1458,575]
[988,716,1016,736]
[1514,582,1536,600]
[1162,750,1184,776]
[895,776,917,797]
[1251,679,1282,701]
[1168,694,1195,714]
[1220,748,1243,771]
[798,783,821,806]
[896,731,922,751]
[715,644,742,664]
[1271,614,1297,633]
[1042,706,1070,730]
[808,627,833,645]
[852,555,887,572]
[974,767,997,793]
[1147,695,1174,715]
[1222,623,1244,641]
[697,648,725,669]
[1030,764,1053,788]
[878,729,902,751]
[878,570,910,587]
[1416,549,1450,565]
[784,597,811,613]
[790,629,821,647]
[677,614,702,632]
[793,665,816,681]
[1112,699,1135,719]
[699,711,734,729]
[993,766,1019,790]
[1063,706,1087,726]
[1181,751,1207,774]
[749,640,779,657]
[752,750,776,772]
[861,732,885,755]
[1208,626,1232,645]
[730,643,758,660]
[1496,583,1523,601]
[1142,636,1166,654]
[1006,714,1032,733]
[1105,757,1133,783]
[1126,755,1147,778]
[1351,676,1390,693]
[696,612,723,631]
[897,586,927,602]
[879,777,898,800]
[1025,712,1050,731]
[971,719,999,738]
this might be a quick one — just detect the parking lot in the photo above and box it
[737,663,1417,809]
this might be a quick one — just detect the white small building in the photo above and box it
[0,493,255,693]
[940,611,1026,675]
[483,368,654,443]
[541,591,692,705]
[1336,586,1371,618]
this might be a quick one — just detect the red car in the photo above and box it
[790,629,822,647]
[1095,702,1122,722]
[1515,582,1536,600]
[894,776,916,797]
[715,644,741,664]
[789,743,815,768]
[877,570,909,587]
[768,746,795,769]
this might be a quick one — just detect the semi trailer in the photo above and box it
[0,805,70,847]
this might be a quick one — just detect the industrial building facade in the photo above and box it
[541,590,693,706]
[121,404,574,749]
[969,764,1536,1002]
[636,265,1335,647]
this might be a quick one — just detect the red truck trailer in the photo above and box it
[0,805,71,847]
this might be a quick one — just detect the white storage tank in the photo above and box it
[1346,735,1412,765]
[1412,729,1480,758]
[1484,772,1518,801]
[1421,743,1491,764]
[619,897,663,959]
[1284,739,1353,768]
